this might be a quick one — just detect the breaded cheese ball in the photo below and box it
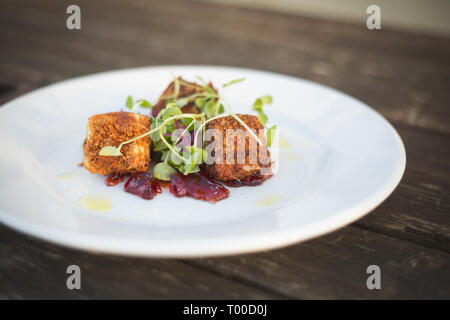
[204,114,272,181]
[83,112,151,175]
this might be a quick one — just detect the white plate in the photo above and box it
[0,66,405,257]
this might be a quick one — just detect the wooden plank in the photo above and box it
[188,226,450,299]
[0,62,64,105]
[396,125,450,181]
[1,0,449,132]
[355,126,450,252]
[357,173,450,252]
[0,224,280,299]
[1,211,448,299]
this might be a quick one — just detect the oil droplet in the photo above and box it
[256,194,282,207]
[286,153,300,162]
[78,195,112,212]
[279,137,291,149]
[58,172,76,180]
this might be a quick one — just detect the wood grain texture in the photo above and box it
[0,0,449,299]
[1,0,449,132]
[355,126,450,252]
[1,222,448,299]
[190,226,450,299]
[0,224,280,299]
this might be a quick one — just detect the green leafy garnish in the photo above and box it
[195,97,205,108]
[256,112,268,125]
[222,78,245,88]
[196,76,206,85]
[252,95,273,126]
[163,105,182,119]
[153,162,177,181]
[126,96,153,111]
[99,146,122,156]
[100,76,277,181]
[137,99,152,108]
[126,96,133,109]
[267,125,277,147]
[176,98,188,108]
[181,146,205,173]
[253,98,263,111]
[260,95,272,105]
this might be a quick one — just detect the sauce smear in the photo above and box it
[105,172,128,186]
[222,173,272,187]
[124,172,162,200]
[169,172,229,203]
[78,196,112,212]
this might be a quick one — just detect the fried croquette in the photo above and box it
[204,114,272,181]
[83,112,151,175]
[151,77,217,116]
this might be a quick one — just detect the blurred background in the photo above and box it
[203,0,450,36]
[2,0,448,130]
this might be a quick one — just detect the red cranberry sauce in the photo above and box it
[222,173,273,187]
[169,172,229,203]
[124,172,162,200]
[105,172,128,186]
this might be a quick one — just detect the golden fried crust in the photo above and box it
[151,77,217,116]
[83,112,151,175]
[204,114,272,181]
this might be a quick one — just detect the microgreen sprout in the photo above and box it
[125,95,133,109]
[266,125,277,147]
[222,78,245,88]
[99,112,202,157]
[153,161,177,181]
[99,76,276,178]
[252,95,272,125]
[125,95,153,111]
[137,99,152,108]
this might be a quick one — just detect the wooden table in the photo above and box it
[1,0,449,299]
